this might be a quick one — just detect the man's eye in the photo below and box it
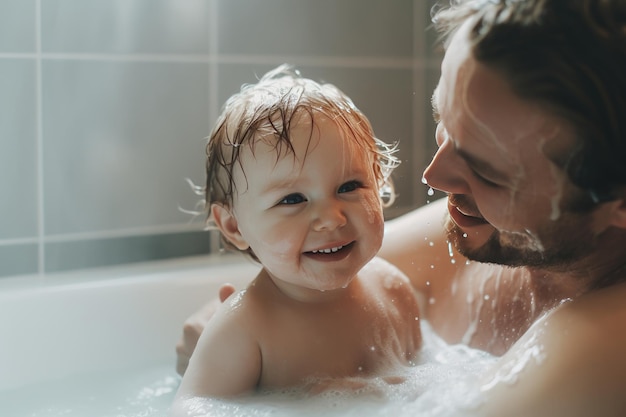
[279,193,306,205]
[338,180,362,193]
[472,171,500,188]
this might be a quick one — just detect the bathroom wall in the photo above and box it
[0,0,442,278]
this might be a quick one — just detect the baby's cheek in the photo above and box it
[252,228,300,261]
[267,238,298,260]
[360,192,385,227]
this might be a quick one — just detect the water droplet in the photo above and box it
[421,177,428,185]
[427,187,435,196]
[462,233,468,238]
[450,259,456,264]
[429,297,436,305]
[370,346,376,352]
[484,294,490,301]
[429,241,434,247]
[430,265,435,269]
[426,281,431,286]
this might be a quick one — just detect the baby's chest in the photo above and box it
[255,309,413,389]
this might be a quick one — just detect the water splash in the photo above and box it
[480,326,546,392]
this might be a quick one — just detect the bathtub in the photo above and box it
[0,255,495,417]
[0,255,260,416]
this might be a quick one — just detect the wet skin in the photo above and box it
[381,17,626,417]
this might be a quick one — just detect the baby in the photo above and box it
[172,65,422,411]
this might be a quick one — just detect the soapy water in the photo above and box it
[179,321,497,417]
[0,364,179,417]
[0,322,497,417]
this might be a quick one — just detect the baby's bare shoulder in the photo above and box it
[213,277,272,327]
[360,257,423,359]
[360,257,419,307]
[361,256,412,287]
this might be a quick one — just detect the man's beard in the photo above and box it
[445,210,596,270]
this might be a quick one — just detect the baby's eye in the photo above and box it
[279,193,307,205]
[338,180,363,194]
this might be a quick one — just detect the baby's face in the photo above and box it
[229,115,384,293]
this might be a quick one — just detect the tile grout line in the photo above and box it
[0,223,205,246]
[35,0,45,277]
[0,52,433,69]
[412,0,426,207]
[42,223,206,243]
[208,0,221,254]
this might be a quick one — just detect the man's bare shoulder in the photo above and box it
[539,281,626,354]
[544,280,626,355]
[477,282,626,417]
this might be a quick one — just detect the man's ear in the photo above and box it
[608,196,626,229]
[211,204,249,250]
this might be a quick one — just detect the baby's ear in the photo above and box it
[211,204,250,250]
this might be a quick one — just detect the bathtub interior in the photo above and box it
[0,255,260,393]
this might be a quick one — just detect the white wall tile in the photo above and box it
[41,0,210,54]
[218,0,413,57]
[42,60,209,234]
[0,59,38,240]
[0,0,36,53]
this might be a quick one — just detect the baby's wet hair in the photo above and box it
[203,64,399,259]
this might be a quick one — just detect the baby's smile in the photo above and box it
[304,241,355,261]
[310,244,345,254]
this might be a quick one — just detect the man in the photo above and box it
[177,0,626,415]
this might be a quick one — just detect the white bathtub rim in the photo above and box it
[0,254,260,391]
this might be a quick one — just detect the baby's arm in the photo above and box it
[171,295,262,412]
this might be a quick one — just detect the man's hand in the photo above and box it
[175,284,236,376]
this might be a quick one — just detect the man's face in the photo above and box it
[422,19,608,269]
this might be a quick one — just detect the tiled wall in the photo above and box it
[0,0,442,278]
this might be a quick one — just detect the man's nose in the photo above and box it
[422,131,471,195]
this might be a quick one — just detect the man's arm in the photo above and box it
[175,284,236,376]
[172,296,262,413]
[380,197,462,300]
